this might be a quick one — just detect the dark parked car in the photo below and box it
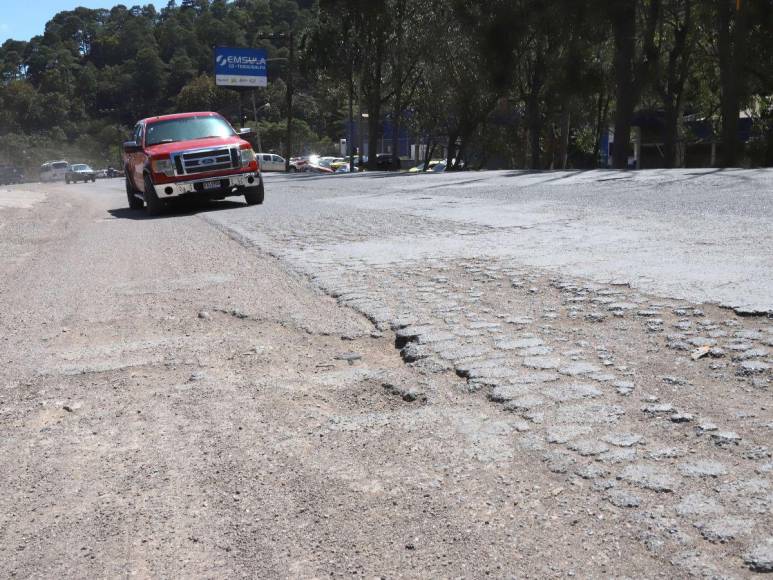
[66,164,96,183]
[357,154,401,171]
[376,154,401,170]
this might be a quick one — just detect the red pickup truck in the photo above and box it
[123,111,264,215]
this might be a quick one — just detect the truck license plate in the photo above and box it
[203,180,222,190]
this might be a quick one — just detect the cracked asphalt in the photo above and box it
[1,168,771,578]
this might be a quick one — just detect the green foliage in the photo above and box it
[0,0,771,174]
[0,0,323,172]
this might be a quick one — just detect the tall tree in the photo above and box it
[610,0,660,168]
[715,0,747,166]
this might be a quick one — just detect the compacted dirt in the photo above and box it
[0,179,770,578]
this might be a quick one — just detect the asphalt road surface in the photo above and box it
[1,169,771,578]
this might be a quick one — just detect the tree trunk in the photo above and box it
[612,1,636,169]
[717,0,747,167]
[526,91,541,170]
[367,102,380,169]
[348,60,355,172]
[592,89,607,165]
[364,37,384,171]
[559,108,570,169]
[391,0,406,169]
[663,96,678,168]
[446,131,458,168]
[391,113,400,168]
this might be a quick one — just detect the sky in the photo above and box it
[1,1,160,42]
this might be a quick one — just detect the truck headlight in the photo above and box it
[240,148,257,165]
[151,158,174,177]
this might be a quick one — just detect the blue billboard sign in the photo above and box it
[214,47,267,88]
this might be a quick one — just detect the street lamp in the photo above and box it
[251,101,270,153]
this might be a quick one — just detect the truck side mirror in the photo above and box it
[123,141,142,154]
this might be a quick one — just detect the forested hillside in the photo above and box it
[0,0,771,172]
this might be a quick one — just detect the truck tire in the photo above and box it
[244,178,264,205]
[143,174,164,216]
[126,175,144,210]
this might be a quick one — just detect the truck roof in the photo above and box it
[139,111,222,125]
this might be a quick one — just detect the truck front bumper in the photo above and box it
[156,172,261,199]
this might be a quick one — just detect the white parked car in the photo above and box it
[39,160,69,182]
[259,153,286,171]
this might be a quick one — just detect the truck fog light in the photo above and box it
[165,187,173,195]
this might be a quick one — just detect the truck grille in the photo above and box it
[175,147,239,175]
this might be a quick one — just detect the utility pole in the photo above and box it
[285,30,294,172]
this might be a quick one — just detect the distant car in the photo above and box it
[95,168,109,179]
[305,160,334,174]
[66,164,97,183]
[296,155,334,174]
[258,153,286,171]
[330,158,359,173]
[289,157,308,172]
[40,160,69,182]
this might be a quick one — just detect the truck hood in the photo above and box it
[145,135,248,157]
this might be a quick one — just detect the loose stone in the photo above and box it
[710,431,741,446]
[558,361,601,376]
[604,433,643,448]
[696,517,753,543]
[618,464,678,492]
[546,424,593,444]
[542,382,602,402]
[670,413,694,423]
[675,493,724,517]
[523,356,561,370]
[737,361,770,376]
[502,395,545,412]
[606,489,642,508]
[614,380,634,396]
[642,403,675,415]
[495,337,544,350]
[575,463,609,479]
[678,460,728,478]
[744,538,773,572]
[567,439,610,456]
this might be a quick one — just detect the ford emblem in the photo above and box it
[202,158,215,165]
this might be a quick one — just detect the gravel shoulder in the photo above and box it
[1,175,770,578]
[0,181,668,578]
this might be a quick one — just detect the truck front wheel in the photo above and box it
[244,178,264,206]
[126,176,144,210]
[143,174,164,216]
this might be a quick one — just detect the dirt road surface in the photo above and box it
[1,173,771,578]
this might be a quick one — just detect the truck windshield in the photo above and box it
[145,116,235,146]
